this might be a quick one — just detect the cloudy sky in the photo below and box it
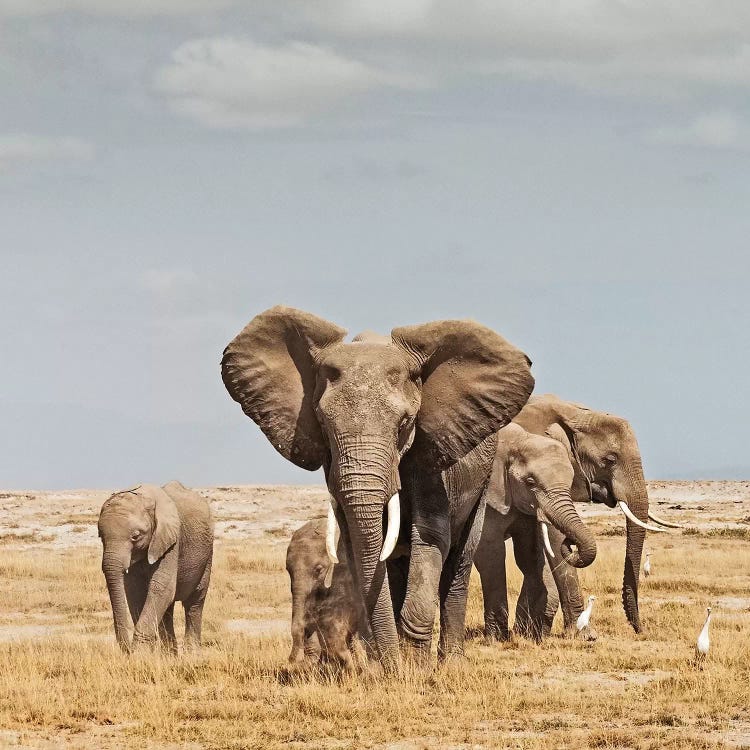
[1,1,749,488]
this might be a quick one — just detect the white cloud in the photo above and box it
[647,112,746,149]
[301,1,750,95]
[154,38,426,129]
[0,0,233,16]
[0,134,94,167]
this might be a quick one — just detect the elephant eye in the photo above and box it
[605,453,617,464]
[525,476,536,486]
[323,366,341,384]
[130,530,142,541]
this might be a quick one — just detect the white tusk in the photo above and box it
[618,501,667,532]
[326,498,340,564]
[541,522,555,559]
[379,493,400,562]
[647,510,682,529]
[323,563,334,589]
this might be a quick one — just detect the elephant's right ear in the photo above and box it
[392,319,534,471]
[221,306,347,470]
[485,434,512,515]
[142,486,180,565]
[547,422,591,500]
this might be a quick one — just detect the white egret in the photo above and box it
[695,607,712,665]
[577,595,596,632]
[643,551,651,578]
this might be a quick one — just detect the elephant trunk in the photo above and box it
[289,582,311,663]
[613,459,648,633]
[540,488,597,568]
[102,548,132,652]
[341,496,399,673]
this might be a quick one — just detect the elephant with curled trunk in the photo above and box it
[474,423,597,642]
[514,394,674,634]
[98,481,214,653]
[222,306,534,671]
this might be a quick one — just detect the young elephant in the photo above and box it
[98,481,214,653]
[286,518,361,671]
[474,423,597,642]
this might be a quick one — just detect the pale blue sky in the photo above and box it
[1,1,749,488]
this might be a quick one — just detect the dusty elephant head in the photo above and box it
[97,485,180,651]
[221,306,534,670]
[516,394,663,633]
[489,423,597,569]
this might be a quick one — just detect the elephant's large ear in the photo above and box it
[547,421,591,500]
[392,320,534,471]
[142,486,180,565]
[221,306,347,470]
[484,426,519,515]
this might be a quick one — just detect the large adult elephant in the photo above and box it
[513,394,673,634]
[221,306,534,671]
[474,423,597,642]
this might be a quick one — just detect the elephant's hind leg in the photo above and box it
[184,557,212,651]
[158,603,178,655]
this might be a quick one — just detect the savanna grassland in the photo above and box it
[0,483,749,749]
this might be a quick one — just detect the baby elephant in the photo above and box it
[286,518,361,670]
[98,481,214,653]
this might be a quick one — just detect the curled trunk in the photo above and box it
[102,550,132,652]
[540,489,597,568]
[613,460,648,633]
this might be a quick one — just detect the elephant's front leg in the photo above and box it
[398,528,445,664]
[512,518,552,642]
[132,552,178,649]
[437,497,486,661]
[474,508,510,642]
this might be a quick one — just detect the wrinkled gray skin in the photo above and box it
[514,395,652,633]
[222,307,534,671]
[286,518,361,670]
[474,424,597,642]
[98,481,214,653]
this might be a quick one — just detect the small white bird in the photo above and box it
[695,607,712,665]
[643,552,651,578]
[577,595,596,632]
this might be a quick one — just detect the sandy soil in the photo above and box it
[2,480,749,554]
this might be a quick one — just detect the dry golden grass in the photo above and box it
[1,527,749,748]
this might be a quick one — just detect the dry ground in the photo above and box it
[0,482,749,749]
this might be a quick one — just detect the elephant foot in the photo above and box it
[400,639,433,674]
[131,632,158,653]
[437,649,468,668]
[483,625,511,644]
[512,623,544,643]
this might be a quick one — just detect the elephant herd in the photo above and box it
[99,305,677,671]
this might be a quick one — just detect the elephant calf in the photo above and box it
[286,518,361,671]
[98,481,214,653]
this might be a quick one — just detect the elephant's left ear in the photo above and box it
[392,320,534,471]
[144,486,180,564]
